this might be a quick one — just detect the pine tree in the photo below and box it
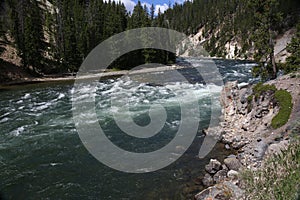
[249,0,282,80]
[150,4,155,21]
[285,23,300,73]
[23,0,45,73]
[7,0,44,74]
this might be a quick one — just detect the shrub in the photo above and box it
[253,83,277,96]
[251,83,292,129]
[242,135,300,200]
[271,90,293,129]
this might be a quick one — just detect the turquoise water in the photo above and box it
[0,58,256,199]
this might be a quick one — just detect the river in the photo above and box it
[0,58,257,199]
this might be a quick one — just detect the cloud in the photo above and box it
[155,3,169,15]
[121,0,136,13]
[108,0,170,15]
[141,2,151,11]
[141,2,169,15]
[107,0,136,13]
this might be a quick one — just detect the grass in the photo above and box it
[242,129,300,200]
[271,90,293,129]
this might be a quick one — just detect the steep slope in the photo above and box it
[165,0,300,61]
[180,27,296,62]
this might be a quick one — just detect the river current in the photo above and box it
[0,58,257,199]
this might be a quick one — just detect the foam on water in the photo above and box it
[0,58,257,199]
[0,117,9,123]
[83,77,223,120]
[10,126,26,136]
[23,93,31,99]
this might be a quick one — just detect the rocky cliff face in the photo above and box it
[179,28,295,62]
[195,73,300,200]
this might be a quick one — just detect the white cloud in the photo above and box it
[122,0,136,13]
[155,3,169,15]
[141,2,151,11]
[174,0,193,5]
[142,2,169,15]
[106,0,170,15]
[106,0,136,13]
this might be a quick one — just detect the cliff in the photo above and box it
[179,27,296,62]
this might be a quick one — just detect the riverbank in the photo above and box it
[194,71,300,199]
[0,63,187,89]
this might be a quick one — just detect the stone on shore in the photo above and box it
[213,169,228,183]
[224,157,241,171]
[195,181,244,200]
[227,170,239,181]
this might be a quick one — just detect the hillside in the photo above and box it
[179,27,296,61]
[162,0,300,61]
[0,0,175,80]
[0,0,300,83]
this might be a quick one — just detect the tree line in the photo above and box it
[160,0,300,79]
[1,0,300,79]
[2,0,174,75]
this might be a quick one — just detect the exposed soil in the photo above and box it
[0,59,34,84]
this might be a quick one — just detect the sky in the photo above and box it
[115,0,186,15]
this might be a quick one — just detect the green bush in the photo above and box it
[271,90,293,129]
[252,83,277,100]
[253,83,277,95]
[251,83,293,129]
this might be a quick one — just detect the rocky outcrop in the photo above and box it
[218,81,280,168]
[178,28,295,62]
[195,73,300,199]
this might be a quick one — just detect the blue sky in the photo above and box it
[116,0,186,14]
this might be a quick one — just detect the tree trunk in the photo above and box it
[269,28,277,79]
[271,52,277,79]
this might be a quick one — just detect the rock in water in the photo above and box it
[202,173,214,187]
[205,159,222,174]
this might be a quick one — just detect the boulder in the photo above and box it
[265,140,289,157]
[225,144,231,150]
[224,157,242,171]
[222,164,229,171]
[195,181,244,200]
[227,170,239,181]
[205,159,222,174]
[232,141,246,149]
[202,173,214,187]
[253,140,268,159]
[213,169,228,183]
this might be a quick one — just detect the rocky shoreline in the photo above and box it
[194,72,300,200]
